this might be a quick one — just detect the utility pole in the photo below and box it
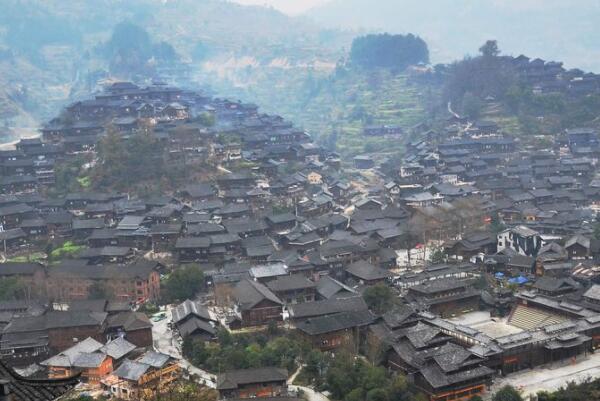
[0,224,5,255]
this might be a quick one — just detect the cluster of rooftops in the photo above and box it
[1,61,600,400]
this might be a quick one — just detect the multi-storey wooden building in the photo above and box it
[46,259,161,303]
[104,351,180,400]
[217,367,288,399]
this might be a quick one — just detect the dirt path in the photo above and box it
[288,365,331,401]
[151,308,217,388]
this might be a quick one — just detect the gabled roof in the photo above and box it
[41,337,103,368]
[420,362,493,390]
[266,212,297,225]
[382,305,417,329]
[249,263,287,279]
[233,279,283,310]
[172,299,213,324]
[178,316,217,338]
[112,359,150,381]
[266,275,316,293]
[100,337,137,360]
[149,223,181,235]
[315,276,357,299]
[288,296,368,319]
[0,262,44,277]
[584,285,600,301]
[72,352,108,368]
[403,322,448,349]
[533,277,579,293]
[72,218,105,230]
[117,215,146,230]
[346,260,391,281]
[137,351,171,368]
[296,310,375,335]
[4,311,107,334]
[217,367,288,390]
[181,183,216,198]
[175,237,211,249]
[431,342,483,373]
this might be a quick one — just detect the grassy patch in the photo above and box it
[7,252,46,263]
[76,176,91,188]
[49,241,86,261]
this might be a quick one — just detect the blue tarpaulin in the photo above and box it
[508,276,529,285]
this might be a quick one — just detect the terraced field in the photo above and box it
[208,66,436,159]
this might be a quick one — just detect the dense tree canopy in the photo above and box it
[443,42,518,113]
[104,21,179,76]
[363,284,395,314]
[183,330,304,373]
[325,352,418,401]
[349,33,429,70]
[0,277,27,301]
[492,386,523,401]
[92,126,170,193]
[537,378,600,401]
[162,264,205,303]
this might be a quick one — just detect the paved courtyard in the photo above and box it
[491,351,600,399]
[448,311,523,338]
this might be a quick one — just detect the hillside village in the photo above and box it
[3,49,600,401]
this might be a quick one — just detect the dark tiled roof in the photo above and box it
[233,279,283,310]
[175,237,211,249]
[419,363,493,389]
[409,278,471,295]
[172,299,213,324]
[106,312,152,331]
[72,218,105,230]
[346,260,391,281]
[403,322,448,349]
[266,213,297,224]
[0,263,44,277]
[315,276,357,299]
[182,183,216,198]
[266,275,316,292]
[100,337,137,360]
[382,305,417,329]
[178,316,217,338]
[112,359,150,381]
[288,296,368,319]
[137,350,171,368]
[217,367,288,390]
[533,277,579,293]
[296,310,375,335]
[3,311,106,334]
[0,358,78,401]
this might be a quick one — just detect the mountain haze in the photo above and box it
[307,0,600,71]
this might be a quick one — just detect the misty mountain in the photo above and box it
[0,0,344,133]
[0,0,331,57]
[307,0,600,72]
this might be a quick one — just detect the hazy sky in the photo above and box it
[231,0,328,15]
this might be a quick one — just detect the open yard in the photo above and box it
[448,311,523,339]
